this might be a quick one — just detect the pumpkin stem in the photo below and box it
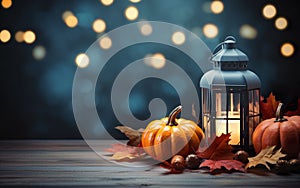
[167,105,182,126]
[275,103,287,122]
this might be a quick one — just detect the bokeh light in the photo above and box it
[62,11,73,21]
[139,23,152,36]
[210,1,224,14]
[15,31,24,43]
[0,29,11,43]
[275,17,288,30]
[1,0,12,9]
[23,30,36,44]
[130,0,141,3]
[262,4,276,19]
[32,45,46,61]
[65,14,78,28]
[75,53,90,68]
[100,0,114,6]
[171,31,186,45]
[125,6,139,21]
[239,24,257,39]
[150,53,166,69]
[203,23,218,38]
[99,36,112,49]
[92,19,106,33]
[280,43,294,57]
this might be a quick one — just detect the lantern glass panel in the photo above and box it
[253,89,260,115]
[214,92,241,145]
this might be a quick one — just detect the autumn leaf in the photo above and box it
[115,125,144,146]
[260,92,280,120]
[245,145,286,171]
[285,99,300,116]
[200,160,245,173]
[196,133,234,160]
[105,143,145,161]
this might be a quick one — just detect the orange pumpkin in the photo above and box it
[253,103,300,159]
[141,105,204,161]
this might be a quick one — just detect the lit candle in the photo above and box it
[215,93,240,145]
[216,114,240,145]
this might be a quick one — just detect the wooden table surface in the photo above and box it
[1,140,300,188]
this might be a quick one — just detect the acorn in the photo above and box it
[185,154,201,169]
[234,150,249,164]
[289,159,300,173]
[274,160,290,174]
[171,155,185,171]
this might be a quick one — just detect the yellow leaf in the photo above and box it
[245,146,286,171]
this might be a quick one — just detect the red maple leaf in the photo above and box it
[260,92,280,120]
[200,160,245,173]
[285,99,300,116]
[196,133,234,160]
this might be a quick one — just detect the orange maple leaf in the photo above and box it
[260,92,280,120]
[196,133,234,160]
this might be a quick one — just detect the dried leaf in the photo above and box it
[115,126,144,146]
[260,93,280,119]
[246,146,287,171]
[285,99,300,116]
[200,160,245,173]
[196,133,234,160]
[105,143,145,161]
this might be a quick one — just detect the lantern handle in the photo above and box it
[212,36,237,55]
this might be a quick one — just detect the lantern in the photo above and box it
[200,36,261,150]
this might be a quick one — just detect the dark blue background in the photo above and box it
[1,0,299,139]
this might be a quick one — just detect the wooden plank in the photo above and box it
[1,140,300,187]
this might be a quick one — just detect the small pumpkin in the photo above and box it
[141,105,204,161]
[253,103,300,159]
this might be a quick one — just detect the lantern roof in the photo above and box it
[200,69,261,89]
[200,36,261,89]
[211,36,249,63]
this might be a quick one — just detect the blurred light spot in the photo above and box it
[262,4,276,19]
[1,0,12,9]
[143,54,152,66]
[210,1,224,14]
[203,23,218,38]
[275,17,288,30]
[140,23,152,36]
[65,14,78,28]
[150,53,166,69]
[15,31,24,42]
[33,45,46,60]
[0,29,11,43]
[99,36,112,49]
[75,53,90,68]
[172,31,186,45]
[130,0,141,3]
[239,24,257,39]
[281,43,294,57]
[62,10,73,21]
[24,30,36,44]
[202,1,212,13]
[125,6,139,21]
[92,19,106,33]
[101,0,114,6]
